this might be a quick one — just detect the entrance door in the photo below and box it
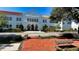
[35,24,38,31]
[27,24,30,31]
[27,24,38,31]
[31,24,34,31]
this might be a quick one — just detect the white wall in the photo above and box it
[71,20,79,30]
[2,13,54,31]
[5,14,22,29]
[22,14,51,31]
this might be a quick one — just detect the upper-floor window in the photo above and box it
[43,20,47,23]
[0,16,8,20]
[9,17,12,21]
[27,18,38,22]
[10,24,12,27]
[4,17,12,21]
[36,19,38,22]
[27,18,29,21]
[43,20,44,22]
[16,17,21,21]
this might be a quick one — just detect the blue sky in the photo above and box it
[0,7,52,16]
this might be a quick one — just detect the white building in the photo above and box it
[57,19,79,31]
[0,10,78,31]
[0,10,53,31]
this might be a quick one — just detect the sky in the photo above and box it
[0,7,52,16]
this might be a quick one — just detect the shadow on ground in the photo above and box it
[0,44,13,50]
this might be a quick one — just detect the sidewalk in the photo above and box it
[0,42,21,51]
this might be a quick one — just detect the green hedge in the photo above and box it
[11,28,22,32]
[6,28,22,32]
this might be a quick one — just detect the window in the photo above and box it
[6,24,12,28]
[30,18,31,21]
[6,25,8,28]
[19,18,21,21]
[34,19,36,22]
[9,17,12,21]
[27,18,32,22]
[27,18,38,22]
[16,18,18,21]
[27,18,29,21]
[16,18,21,21]
[36,19,38,22]
[43,20,47,23]
[45,20,47,23]
[32,19,34,22]
[9,25,12,27]
[43,20,44,22]
[6,17,12,21]
[16,25,19,28]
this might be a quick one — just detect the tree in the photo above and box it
[50,7,79,22]
[19,24,24,31]
[0,14,8,31]
[71,8,79,22]
[42,24,48,32]
[50,7,73,21]
[50,7,79,30]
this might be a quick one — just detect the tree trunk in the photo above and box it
[60,19,63,31]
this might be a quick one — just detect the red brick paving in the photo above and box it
[21,38,57,51]
[72,41,79,48]
[20,37,79,51]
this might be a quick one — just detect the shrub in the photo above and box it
[63,28,75,32]
[13,35,24,42]
[42,25,48,32]
[63,47,79,51]
[47,26,60,32]
[60,33,74,39]
[0,35,24,44]
[11,28,22,32]
[56,40,73,44]
[0,35,11,44]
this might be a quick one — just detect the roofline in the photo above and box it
[0,10,22,16]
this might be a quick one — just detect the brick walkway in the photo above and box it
[20,38,57,51]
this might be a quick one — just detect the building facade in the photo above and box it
[0,10,53,31]
[0,10,78,31]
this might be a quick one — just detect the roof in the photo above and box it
[42,15,50,19]
[0,10,22,16]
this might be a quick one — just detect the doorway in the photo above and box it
[27,24,38,31]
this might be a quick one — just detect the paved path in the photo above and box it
[0,31,77,37]
[0,31,78,51]
[0,42,21,51]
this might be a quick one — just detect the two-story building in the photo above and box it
[0,10,53,31]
